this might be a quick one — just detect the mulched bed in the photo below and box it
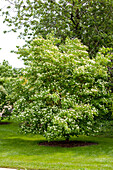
[39,140,98,147]
[0,122,11,125]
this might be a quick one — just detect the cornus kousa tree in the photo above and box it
[12,36,111,141]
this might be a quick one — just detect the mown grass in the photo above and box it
[0,120,113,170]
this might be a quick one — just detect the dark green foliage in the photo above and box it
[1,0,113,57]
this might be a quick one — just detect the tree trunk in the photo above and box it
[65,135,70,142]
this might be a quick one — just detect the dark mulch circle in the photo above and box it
[0,122,11,125]
[39,140,98,147]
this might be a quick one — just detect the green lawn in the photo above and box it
[0,120,113,170]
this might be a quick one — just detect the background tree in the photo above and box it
[0,85,7,112]
[0,60,13,111]
[1,0,113,57]
[12,36,112,141]
[0,60,21,113]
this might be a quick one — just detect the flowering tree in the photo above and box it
[12,36,111,141]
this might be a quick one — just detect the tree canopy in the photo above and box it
[1,0,113,57]
[0,1,112,140]
[12,36,112,141]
